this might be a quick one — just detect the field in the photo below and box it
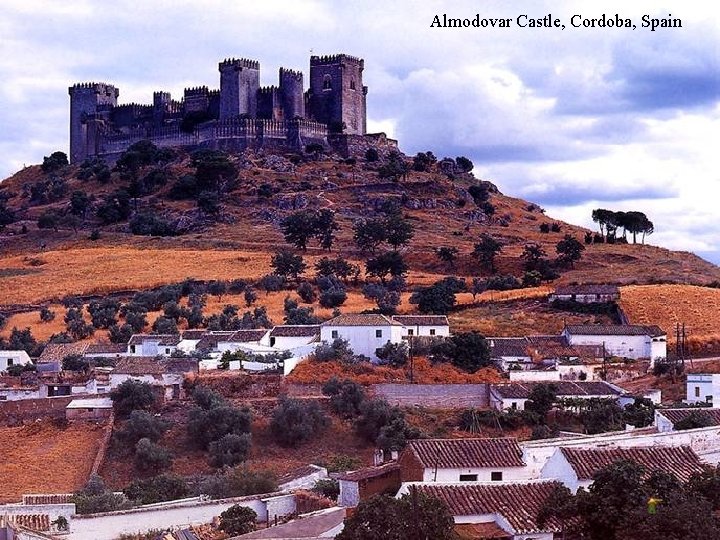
[0,420,107,503]
[620,285,720,355]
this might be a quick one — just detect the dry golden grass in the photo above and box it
[0,420,106,503]
[620,285,720,355]
[0,305,68,340]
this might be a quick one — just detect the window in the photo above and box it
[407,329,414,336]
[350,78,356,90]
[130,345,136,354]
[331,330,339,339]
[491,471,503,481]
[7,359,13,366]
[323,74,332,90]
[696,386,701,397]
[429,329,436,336]
[511,402,517,410]
[270,337,276,347]
[459,474,478,482]
[376,329,383,338]
[165,348,171,355]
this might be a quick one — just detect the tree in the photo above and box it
[88,299,120,329]
[412,151,437,172]
[110,380,156,417]
[322,377,366,418]
[197,190,221,215]
[0,198,15,230]
[525,383,557,422]
[281,210,316,251]
[39,307,55,322]
[270,397,330,447]
[431,332,491,372]
[319,287,347,309]
[6,327,39,354]
[37,211,60,232]
[152,316,178,334]
[208,433,252,468]
[116,410,169,444]
[314,208,340,251]
[219,505,257,536]
[384,212,414,249]
[435,247,458,266]
[362,283,401,315]
[134,438,173,472]
[271,250,307,280]
[69,190,91,217]
[472,234,502,272]
[96,189,132,224]
[187,404,252,449]
[622,397,655,428]
[455,156,473,173]
[192,149,238,194]
[296,282,317,303]
[521,242,547,271]
[375,342,409,367]
[72,475,132,515]
[366,251,408,284]
[336,490,455,540]
[556,234,585,268]
[41,151,69,173]
[674,410,715,431]
[377,152,410,181]
[353,218,387,253]
[123,474,189,506]
[409,281,457,315]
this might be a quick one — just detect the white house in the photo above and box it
[0,350,32,373]
[397,481,567,540]
[540,446,705,493]
[399,438,529,483]
[549,284,619,304]
[319,314,405,361]
[108,357,197,400]
[562,324,666,365]
[216,330,270,353]
[685,373,720,406]
[654,408,720,432]
[127,334,180,356]
[176,329,207,353]
[489,381,625,411]
[391,315,450,338]
[266,326,320,349]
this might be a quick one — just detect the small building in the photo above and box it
[127,334,181,356]
[549,284,619,304]
[654,407,720,432]
[109,357,196,400]
[319,314,404,361]
[216,330,270,353]
[392,315,450,338]
[562,324,666,364]
[65,397,113,421]
[397,481,567,540]
[399,438,528,483]
[176,329,208,353]
[37,342,89,364]
[685,373,720,407]
[0,350,32,373]
[266,325,320,349]
[540,445,706,492]
[337,462,401,507]
[489,381,625,411]
[84,342,127,359]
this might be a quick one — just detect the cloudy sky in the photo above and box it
[1,1,719,261]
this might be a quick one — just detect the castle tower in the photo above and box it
[279,68,305,120]
[68,83,119,163]
[153,91,171,126]
[218,58,260,120]
[308,54,366,135]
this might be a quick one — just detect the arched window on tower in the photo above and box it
[323,75,332,90]
[350,78,356,90]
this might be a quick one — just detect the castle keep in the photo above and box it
[68,54,372,163]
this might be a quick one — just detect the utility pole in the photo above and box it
[408,335,414,383]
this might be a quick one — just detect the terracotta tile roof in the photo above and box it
[321,313,401,326]
[9,514,51,532]
[553,284,619,296]
[405,438,525,468]
[490,338,529,358]
[657,408,720,426]
[127,333,181,346]
[180,329,207,340]
[560,446,706,482]
[196,331,236,350]
[392,315,449,326]
[270,325,320,337]
[22,494,73,505]
[86,342,127,354]
[112,357,165,375]
[38,342,89,362]
[491,381,623,399]
[412,481,566,534]
[564,324,665,337]
[454,522,511,539]
[225,329,268,342]
[164,358,200,374]
[337,461,400,481]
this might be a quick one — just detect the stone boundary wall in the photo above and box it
[90,414,115,476]
[0,395,86,423]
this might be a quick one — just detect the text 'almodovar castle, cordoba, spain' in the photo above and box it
[69,53,397,163]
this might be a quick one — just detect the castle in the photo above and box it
[68,53,392,163]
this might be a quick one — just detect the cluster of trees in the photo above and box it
[539,461,720,539]
[592,208,654,244]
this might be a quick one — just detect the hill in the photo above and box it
[0,144,718,341]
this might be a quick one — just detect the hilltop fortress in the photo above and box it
[69,53,395,163]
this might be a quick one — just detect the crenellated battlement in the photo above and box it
[310,54,364,66]
[69,52,367,162]
[219,57,260,70]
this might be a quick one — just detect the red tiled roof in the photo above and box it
[560,446,706,482]
[454,522,510,539]
[553,284,619,296]
[226,329,268,342]
[38,342,89,362]
[86,343,127,354]
[405,438,525,468]
[23,494,73,504]
[196,331,236,350]
[412,481,566,534]
[9,514,51,532]
[491,381,622,400]
[337,462,400,481]
[392,315,449,326]
[564,324,665,337]
[489,338,529,358]
[128,334,181,346]
[658,408,720,426]
[270,325,320,337]
[112,357,165,375]
[180,330,207,340]
[321,314,401,326]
